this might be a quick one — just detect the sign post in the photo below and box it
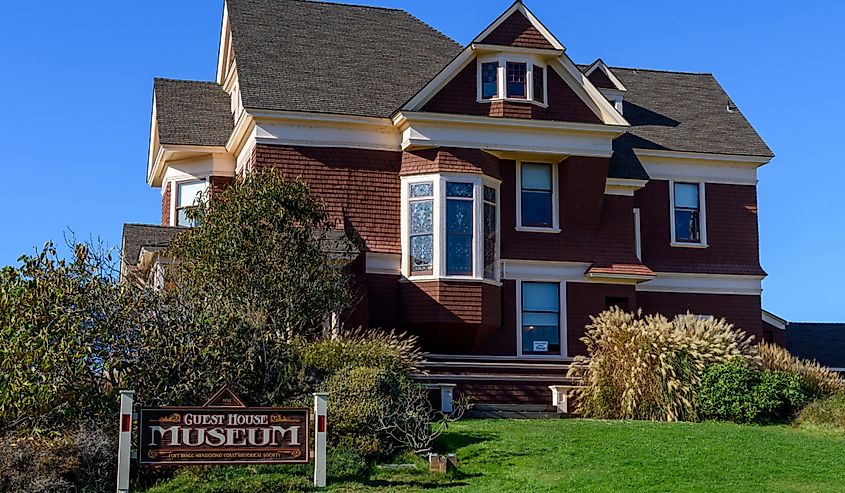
[116,390,134,493]
[313,393,328,488]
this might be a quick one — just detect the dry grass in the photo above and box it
[567,308,756,421]
[757,342,845,396]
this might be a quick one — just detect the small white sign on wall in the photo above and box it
[533,341,548,352]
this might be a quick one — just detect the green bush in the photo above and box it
[325,366,404,458]
[795,395,845,432]
[327,447,369,481]
[698,359,810,424]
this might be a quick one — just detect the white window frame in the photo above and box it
[633,208,642,261]
[476,54,548,107]
[515,160,560,233]
[400,173,502,282]
[171,178,209,227]
[516,279,567,358]
[668,180,708,248]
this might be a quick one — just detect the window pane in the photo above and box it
[507,62,527,98]
[484,202,496,279]
[446,235,472,275]
[411,234,433,272]
[521,191,552,227]
[178,181,206,208]
[176,207,197,227]
[533,65,544,103]
[483,186,496,203]
[481,62,498,99]
[522,312,559,326]
[521,163,552,190]
[410,200,433,234]
[446,200,473,234]
[446,182,473,198]
[674,183,699,209]
[675,209,700,242]
[410,182,433,198]
[522,325,560,354]
[522,282,559,311]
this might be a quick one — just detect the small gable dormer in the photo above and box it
[584,59,627,114]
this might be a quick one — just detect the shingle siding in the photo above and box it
[479,10,554,50]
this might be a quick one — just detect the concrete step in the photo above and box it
[466,403,566,419]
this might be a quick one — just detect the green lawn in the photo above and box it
[145,419,845,493]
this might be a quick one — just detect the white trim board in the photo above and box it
[762,310,787,331]
[635,149,769,186]
[637,272,764,296]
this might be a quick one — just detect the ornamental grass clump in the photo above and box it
[757,342,845,397]
[568,308,756,421]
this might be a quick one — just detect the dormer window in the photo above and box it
[477,55,547,106]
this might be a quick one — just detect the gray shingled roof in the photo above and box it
[154,79,233,146]
[226,0,462,118]
[599,67,774,179]
[121,223,185,266]
[787,323,845,369]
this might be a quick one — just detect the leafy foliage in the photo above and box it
[795,394,845,432]
[698,359,810,424]
[327,447,370,482]
[568,308,757,421]
[166,170,354,341]
[758,342,845,397]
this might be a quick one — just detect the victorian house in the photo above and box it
[124,0,774,405]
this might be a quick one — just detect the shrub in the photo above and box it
[325,366,404,458]
[795,395,845,432]
[757,342,845,397]
[568,308,756,421]
[0,425,116,493]
[698,359,810,423]
[327,447,369,481]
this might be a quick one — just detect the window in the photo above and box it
[532,65,544,103]
[673,182,702,243]
[175,180,207,227]
[402,175,500,280]
[481,62,498,100]
[409,182,434,275]
[521,282,560,355]
[506,62,527,99]
[520,162,554,228]
[483,186,497,279]
[445,182,474,275]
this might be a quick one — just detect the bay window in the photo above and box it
[670,181,706,246]
[477,55,547,104]
[402,174,500,280]
[517,161,558,231]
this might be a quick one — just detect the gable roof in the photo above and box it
[587,66,775,179]
[153,78,233,146]
[121,223,184,267]
[225,0,462,118]
[584,59,627,92]
[787,323,845,369]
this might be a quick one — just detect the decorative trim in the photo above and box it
[365,253,401,275]
[605,178,648,196]
[635,148,772,165]
[585,271,655,284]
[637,272,764,296]
[500,259,591,281]
[470,43,563,57]
[251,111,399,152]
[471,2,566,51]
[762,310,787,331]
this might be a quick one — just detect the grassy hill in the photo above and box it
[146,419,845,492]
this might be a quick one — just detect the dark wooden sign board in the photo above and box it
[138,385,310,465]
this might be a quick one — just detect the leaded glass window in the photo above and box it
[446,182,474,276]
[483,186,497,279]
[532,65,544,103]
[481,62,498,99]
[409,182,434,274]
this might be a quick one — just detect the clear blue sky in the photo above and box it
[0,1,842,322]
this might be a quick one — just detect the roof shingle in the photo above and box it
[154,78,233,146]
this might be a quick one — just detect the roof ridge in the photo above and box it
[607,65,712,76]
[280,0,404,13]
